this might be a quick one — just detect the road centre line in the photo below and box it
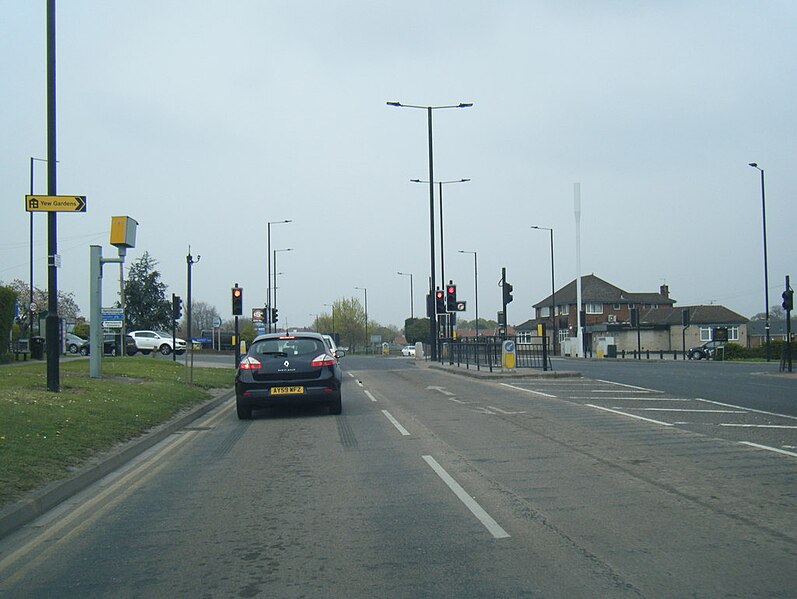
[596,379,661,393]
[422,455,510,539]
[739,442,797,458]
[381,410,410,436]
[500,383,557,398]
[364,390,378,403]
[568,397,692,401]
[587,404,674,427]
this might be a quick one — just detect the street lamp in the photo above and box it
[324,303,335,339]
[273,248,292,328]
[457,251,479,338]
[531,226,557,355]
[748,163,771,361]
[267,219,292,333]
[28,157,51,336]
[387,100,473,360]
[355,287,368,353]
[397,271,414,319]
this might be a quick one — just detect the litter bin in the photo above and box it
[30,336,46,360]
[606,344,617,358]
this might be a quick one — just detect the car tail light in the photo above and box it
[311,354,336,368]
[238,356,261,370]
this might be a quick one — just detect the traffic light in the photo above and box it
[231,286,243,316]
[630,307,639,327]
[446,283,457,312]
[783,289,794,311]
[172,294,183,321]
[271,307,279,323]
[435,289,445,314]
[502,281,513,304]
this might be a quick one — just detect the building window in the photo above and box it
[586,303,603,314]
[700,327,712,341]
[613,304,621,310]
[729,326,739,341]
[517,331,532,343]
[560,305,569,315]
[540,306,550,318]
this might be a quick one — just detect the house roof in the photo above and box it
[641,305,748,326]
[747,318,796,336]
[533,274,675,308]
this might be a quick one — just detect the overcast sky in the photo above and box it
[2,1,795,331]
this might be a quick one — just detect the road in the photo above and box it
[1,356,795,597]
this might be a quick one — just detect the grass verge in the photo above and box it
[0,357,232,507]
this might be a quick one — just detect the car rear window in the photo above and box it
[251,337,326,357]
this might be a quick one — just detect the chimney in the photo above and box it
[660,284,669,298]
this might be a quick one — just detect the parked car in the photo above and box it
[687,340,724,360]
[401,345,416,357]
[65,332,87,354]
[235,332,343,419]
[78,334,126,356]
[128,330,187,355]
[322,334,346,361]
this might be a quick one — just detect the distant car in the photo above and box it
[687,340,724,360]
[128,330,187,355]
[401,345,416,357]
[235,332,343,419]
[322,334,346,361]
[65,332,87,354]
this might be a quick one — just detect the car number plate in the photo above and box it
[270,386,304,395]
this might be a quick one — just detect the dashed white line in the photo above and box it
[500,383,557,398]
[721,424,797,429]
[381,410,410,436]
[587,404,674,427]
[623,408,747,414]
[422,455,510,539]
[596,379,660,393]
[364,390,378,403]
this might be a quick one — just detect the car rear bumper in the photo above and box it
[235,380,341,407]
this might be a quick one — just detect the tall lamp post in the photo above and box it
[531,226,557,355]
[387,100,473,360]
[273,248,292,330]
[324,303,335,340]
[267,219,292,333]
[397,271,414,319]
[748,163,771,361]
[186,247,200,382]
[29,157,50,335]
[457,251,479,338]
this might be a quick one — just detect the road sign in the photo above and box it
[212,316,222,328]
[101,308,124,321]
[455,301,467,312]
[25,195,87,212]
[102,320,123,329]
[252,308,265,322]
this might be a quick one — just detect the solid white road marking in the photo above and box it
[596,379,660,392]
[422,455,510,539]
[623,408,747,414]
[381,410,410,436]
[739,442,797,458]
[500,383,557,398]
[696,398,797,422]
[364,390,377,402]
[488,406,527,415]
[587,404,674,427]
[721,424,797,429]
[427,385,455,396]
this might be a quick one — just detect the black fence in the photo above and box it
[431,336,552,372]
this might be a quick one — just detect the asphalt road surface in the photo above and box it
[1,356,795,597]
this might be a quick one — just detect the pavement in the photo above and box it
[0,389,234,540]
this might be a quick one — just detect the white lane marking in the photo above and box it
[427,385,455,396]
[347,372,357,378]
[696,398,797,422]
[422,455,510,539]
[739,442,797,458]
[500,383,557,398]
[381,410,410,436]
[488,406,527,415]
[364,390,377,402]
[568,397,693,401]
[721,424,797,429]
[355,379,364,387]
[621,408,747,414]
[592,389,653,394]
[587,404,674,427]
[447,398,471,404]
[596,379,660,392]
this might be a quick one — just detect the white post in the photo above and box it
[574,183,583,358]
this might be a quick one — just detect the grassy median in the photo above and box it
[0,357,233,508]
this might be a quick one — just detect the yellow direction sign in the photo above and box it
[25,195,87,212]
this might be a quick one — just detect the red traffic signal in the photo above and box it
[231,286,243,316]
[446,283,457,311]
[435,289,445,314]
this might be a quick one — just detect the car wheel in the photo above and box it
[141,349,151,355]
[329,394,342,415]
[79,346,89,356]
[126,349,137,356]
[175,350,185,355]
[159,344,172,356]
[68,344,79,354]
[236,399,252,420]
